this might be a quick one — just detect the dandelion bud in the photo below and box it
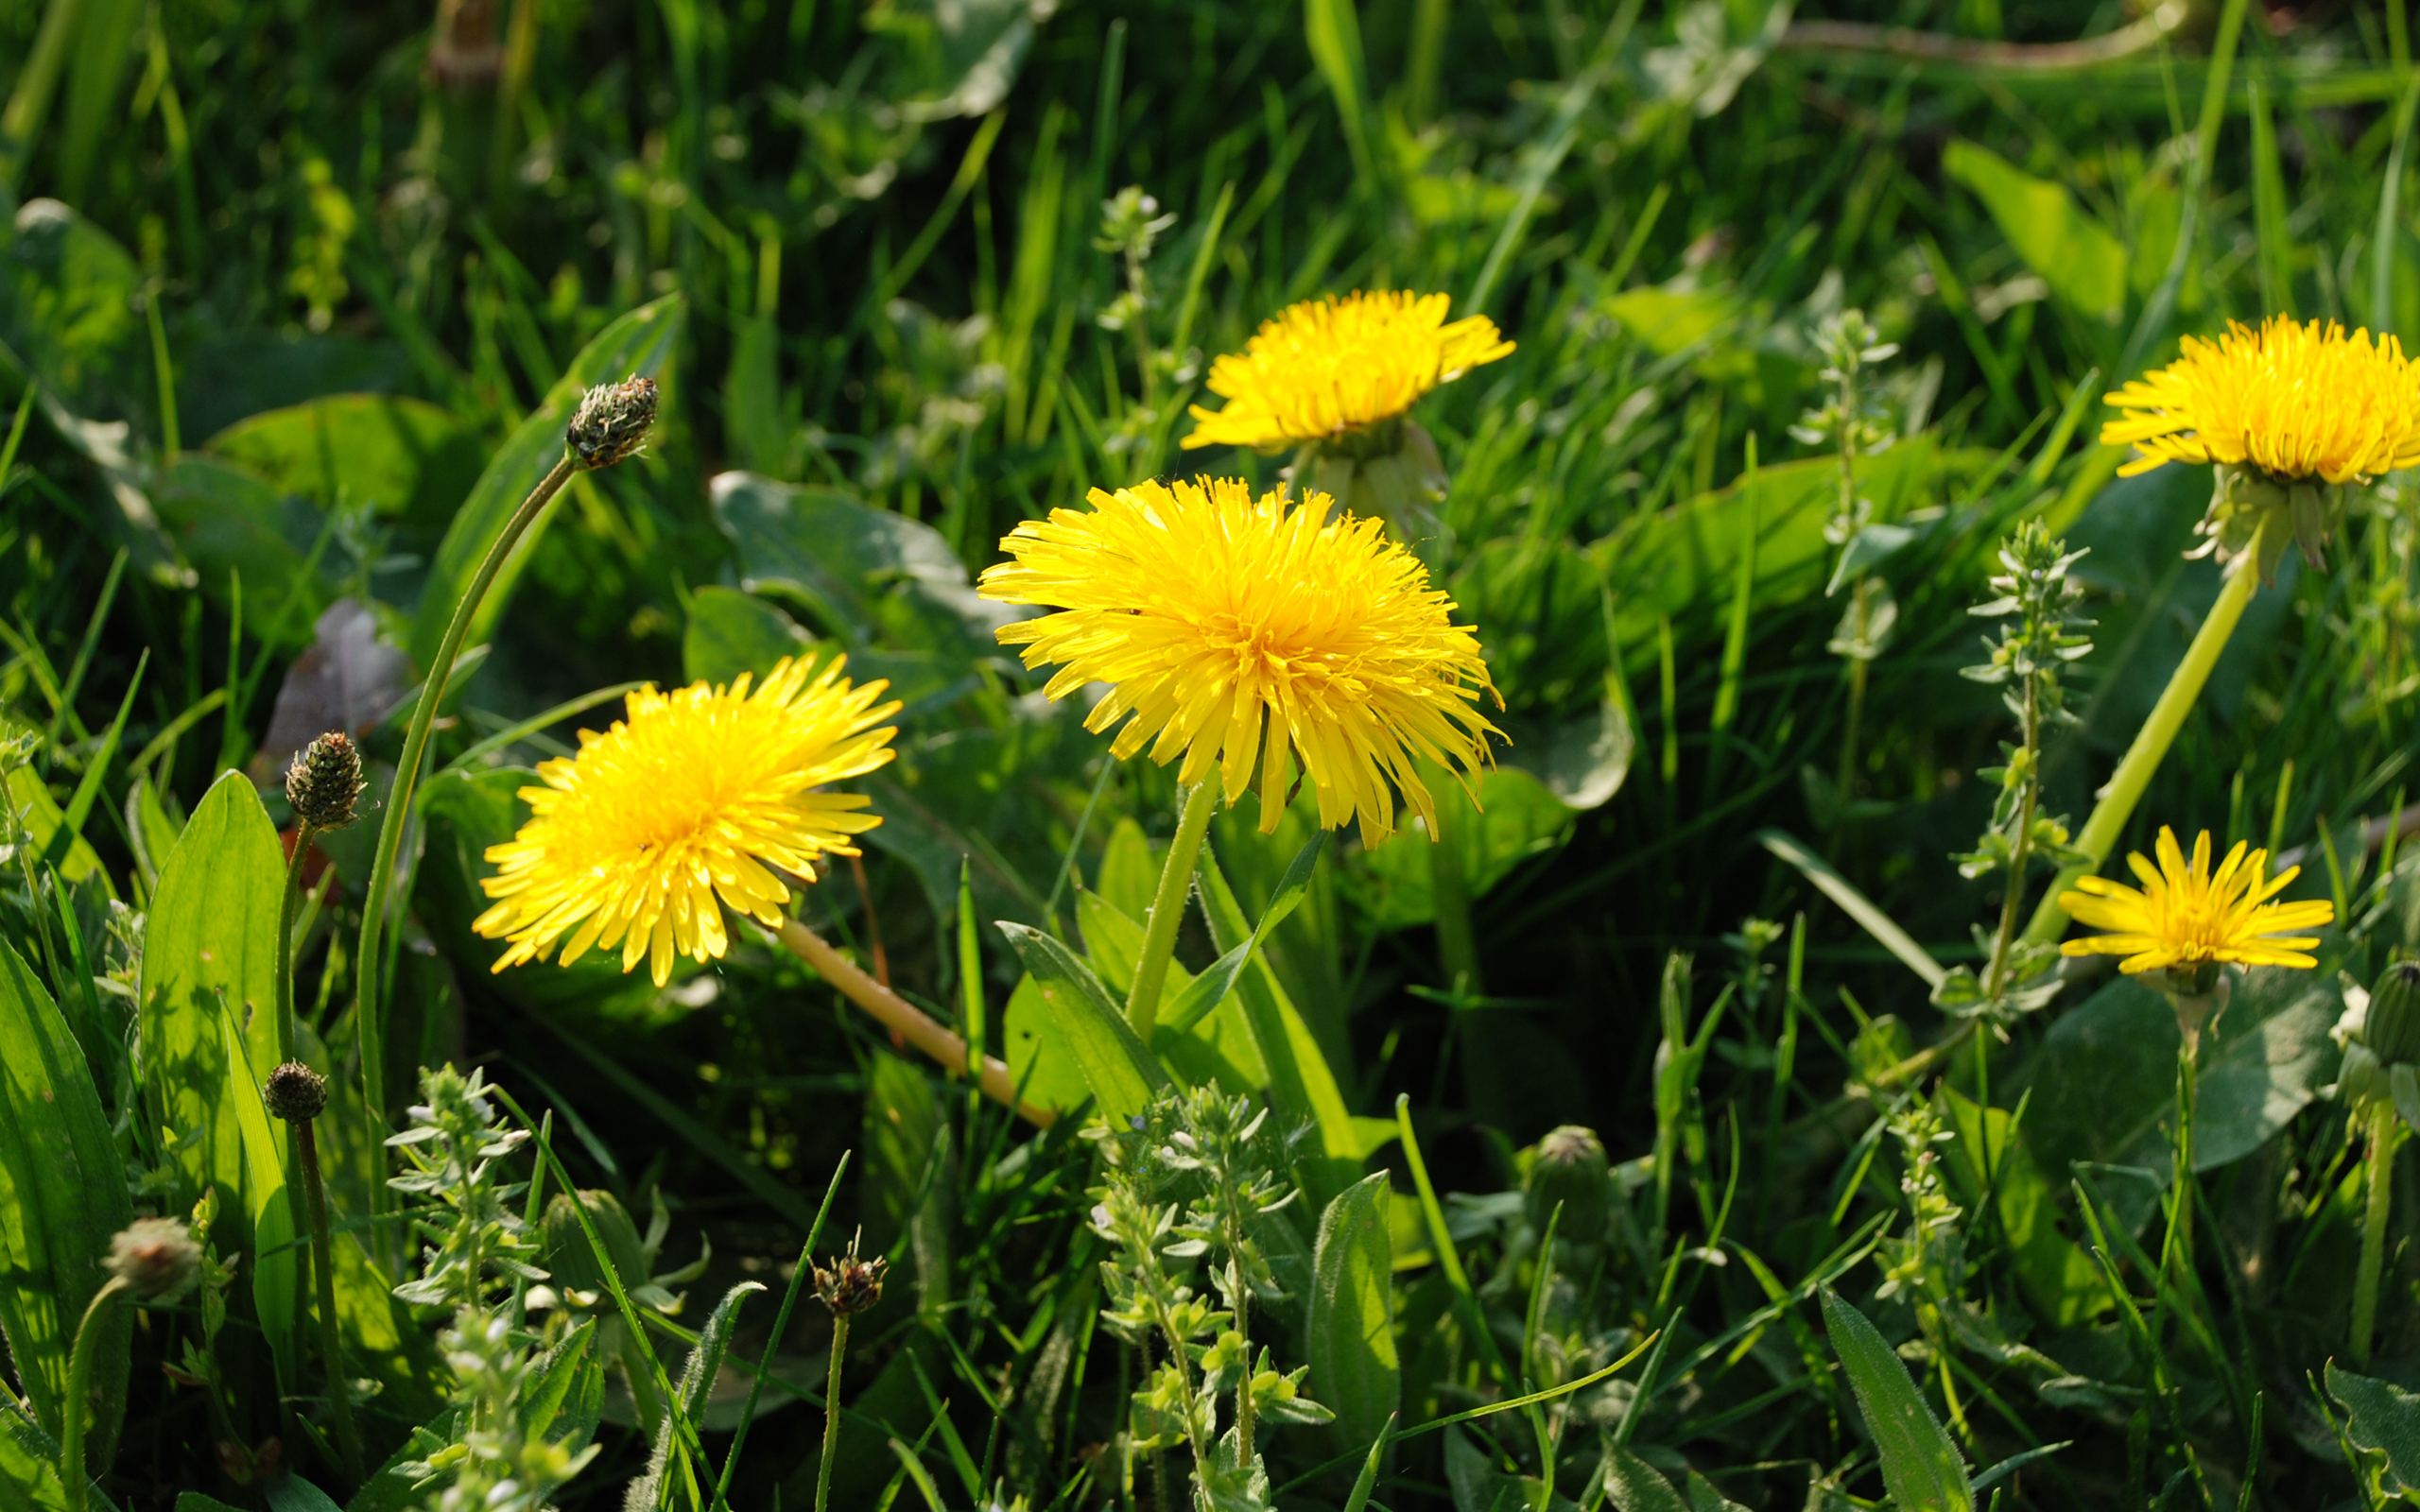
[567,375,658,471]
[812,1236,889,1318]
[1524,1125,1610,1244]
[106,1217,202,1300]
[285,731,365,831]
[263,1061,328,1123]
[2368,961,2420,1068]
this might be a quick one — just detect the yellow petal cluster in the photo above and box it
[475,656,900,987]
[2100,316,2420,484]
[977,477,1500,847]
[1182,290,1513,452]
[2059,827,2334,978]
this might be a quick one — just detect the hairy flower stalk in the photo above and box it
[2338,961,2420,1363]
[809,1237,887,1512]
[356,375,657,1157]
[979,475,1500,1036]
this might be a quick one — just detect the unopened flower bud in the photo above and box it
[285,731,365,831]
[567,376,658,471]
[812,1234,889,1318]
[1524,1125,1610,1244]
[263,1061,328,1123]
[2368,961,2420,1067]
[107,1217,202,1300]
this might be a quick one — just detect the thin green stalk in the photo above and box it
[2163,1030,2200,1303]
[294,1117,361,1480]
[814,1314,850,1512]
[2025,524,2266,943]
[275,821,316,1063]
[2354,1100,2398,1365]
[356,454,576,1138]
[1125,782,1217,1038]
[60,1277,129,1512]
[0,0,85,191]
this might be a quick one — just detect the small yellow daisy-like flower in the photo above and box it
[1182,290,1513,452]
[474,656,901,988]
[977,476,1500,848]
[2059,827,2334,979]
[2100,316,2420,485]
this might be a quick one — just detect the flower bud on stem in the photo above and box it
[268,1061,360,1482]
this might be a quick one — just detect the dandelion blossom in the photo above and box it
[977,477,1500,847]
[2101,317,2420,485]
[475,656,900,987]
[1182,291,1513,452]
[2059,827,2334,979]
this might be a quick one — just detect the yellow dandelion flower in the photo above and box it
[2059,826,2334,979]
[1182,290,1514,452]
[474,655,901,988]
[977,476,1501,848]
[2100,316,2420,485]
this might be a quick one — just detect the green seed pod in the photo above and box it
[1524,1125,1610,1244]
[542,1189,650,1300]
[2368,960,2420,1068]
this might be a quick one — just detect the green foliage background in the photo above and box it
[13,0,2420,1504]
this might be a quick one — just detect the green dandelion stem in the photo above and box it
[2024,519,2266,943]
[354,453,576,1143]
[1127,781,1219,1039]
[59,1278,130,1512]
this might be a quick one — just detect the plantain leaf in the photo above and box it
[0,936,133,1463]
[216,1005,299,1390]
[2329,1361,2420,1497]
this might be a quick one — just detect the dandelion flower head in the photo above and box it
[977,476,1500,848]
[475,655,900,987]
[1182,290,1513,452]
[2059,827,2334,980]
[2100,316,2420,485]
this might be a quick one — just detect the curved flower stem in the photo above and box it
[2024,523,2267,944]
[2354,1100,2399,1365]
[2165,1033,2198,1294]
[60,1277,130,1512]
[774,917,1054,1125]
[356,454,577,1141]
[1127,782,1219,1039]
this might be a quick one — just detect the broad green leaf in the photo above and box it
[261,1476,344,1512]
[1350,766,1570,932]
[216,1005,299,1390]
[175,1499,245,1512]
[1076,889,1267,1093]
[1308,1173,1398,1458]
[330,1224,442,1420]
[1198,849,1361,1208]
[410,294,683,669]
[1937,1089,2114,1329]
[0,937,133,1461]
[681,584,823,687]
[1096,817,1158,922]
[154,455,341,645]
[1942,140,2127,322]
[2019,954,2342,1183]
[1601,1447,1689,1512]
[994,922,1167,1122]
[1821,1288,1973,1512]
[137,771,285,1236]
[1603,282,1744,357]
[205,392,480,535]
[2329,1361,2420,1497]
[710,471,1026,662]
[1002,974,1095,1115]
[0,1415,71,1510]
